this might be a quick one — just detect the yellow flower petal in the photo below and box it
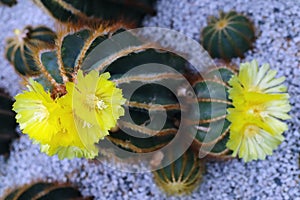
[13,79,60,144]
[226,60,291,162]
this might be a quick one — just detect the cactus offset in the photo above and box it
[153,149,204,195]
[33,0,156,26]
[5,26,56,76]
[1,181,92,200]
[201,11,255,60]
[0,89,18,156]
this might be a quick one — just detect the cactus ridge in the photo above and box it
[185,66,236,160]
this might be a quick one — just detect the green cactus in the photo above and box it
[186,66,236,160]
[201,11,255,60]
[7,25,237,194]
[153,149,204,195]
[5,26,57,76]
[0,89,18,155]
[1,181,92,200]
[33,0,156,26]
[0,0,17,7]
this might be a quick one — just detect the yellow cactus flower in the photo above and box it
[13,79,60,144]
[65,70,126,132]
[226,60,291,162]
[13,70,126,159]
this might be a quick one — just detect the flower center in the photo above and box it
[32,105,49,122]
[215,19,228,30]
[244,125,259,137]
[86,94,107,110]
[247,104,267,119]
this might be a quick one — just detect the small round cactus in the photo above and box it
[2,181,92,200]
[153,149,204,195]
[201,11,255,60]
[5,25,56,76]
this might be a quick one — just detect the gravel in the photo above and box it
[0,0,299,199]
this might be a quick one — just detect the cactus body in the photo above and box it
[2,182,91,200]
[7,25,235,159]
[0,89,18,155]
[201,11,255,60]
[153,149,204,195]
[7,25,238,194]
[0,0,17,7]
[33,0,156,26]
[8,25,187,156]
[186,66,236,159]
[5,26,56,76]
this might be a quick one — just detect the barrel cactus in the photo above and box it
[33,0,156,26]
[0,89,18,156]
[2,181,92,200]
[201,11,255,60]
[153,148,204,195]
[0,0,17,7]
[7,24,290,195]
[5,25,56,76]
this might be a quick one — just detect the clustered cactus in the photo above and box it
[2,3,291,197]
[4,23,239,195]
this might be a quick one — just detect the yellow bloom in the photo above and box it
[65,70,125,133]
[13,79,60,144]
[13,70,126,160]
[227,60,291,162]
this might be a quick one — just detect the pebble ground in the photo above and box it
[0,0,299,199]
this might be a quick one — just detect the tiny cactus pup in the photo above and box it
[5,25,56,76]
[201,11,255,60]
[153,149,204,196]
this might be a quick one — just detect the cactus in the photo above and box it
[6,24,236,159]
[186,66,236,160]
[5,25,57,76]
[0,0,17,7]
[1,181,92,200]
[201,11,255,60]
[7,24,189,156]
[153,149,204,195]
[33,0,156,26]
[0,89,18,155]
[7,25,237,194]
